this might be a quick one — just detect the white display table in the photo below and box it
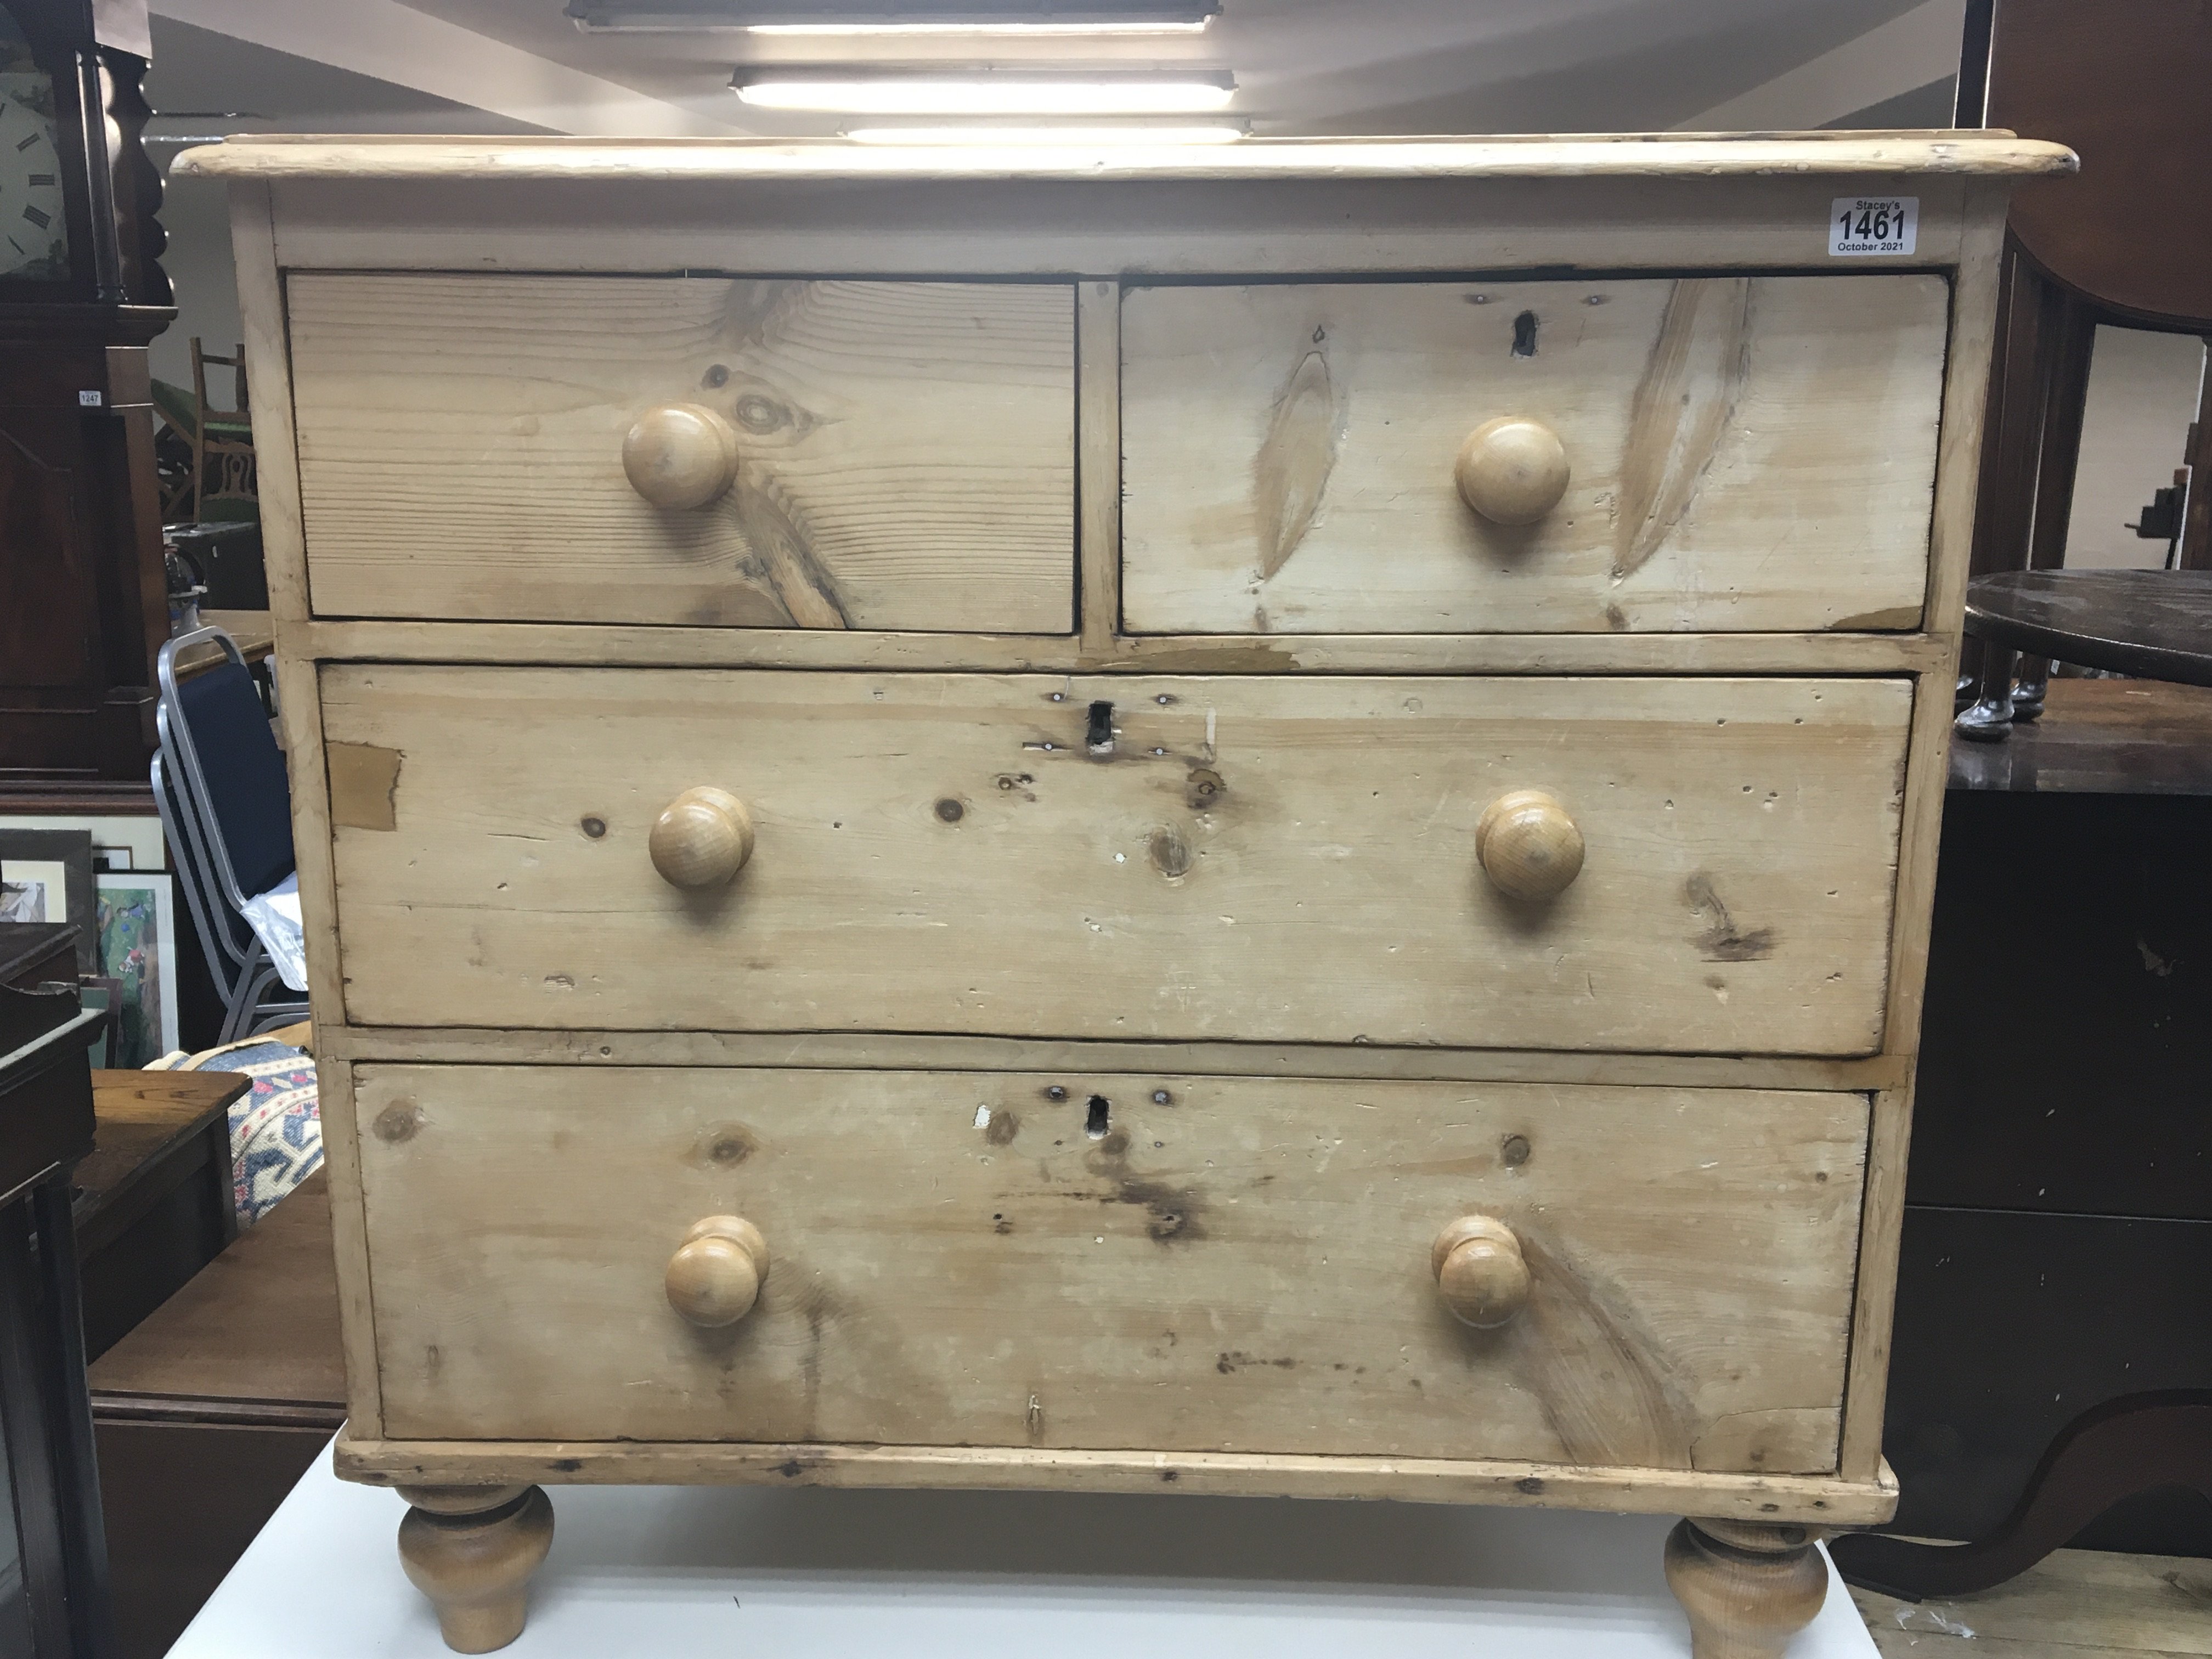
[173,1441,1879,1658]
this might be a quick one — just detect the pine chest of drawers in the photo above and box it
[180,132,2072,1655]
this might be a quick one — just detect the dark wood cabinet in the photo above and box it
[0,977,114,1657]
[0,0,171,802]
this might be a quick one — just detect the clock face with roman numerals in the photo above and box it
[0,61,69,283]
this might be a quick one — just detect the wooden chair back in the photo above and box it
[185,338,256,523]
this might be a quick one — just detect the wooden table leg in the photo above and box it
[395,1483,554,1654]
[1830,1390,2212,1601]
[199,1110,239,1248]
[1664,1518,1829,1659]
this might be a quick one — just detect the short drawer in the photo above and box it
[287,274,1076,632]
[322,668,1909,1054]
[358,1064,1866,1472]
[1121,275,1949,635]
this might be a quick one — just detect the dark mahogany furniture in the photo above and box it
[1952,0,2212,738]
[0,972,113,1655]
[89,1169,344,1659]
[1833,680,2212,1595]
[0,0,171,805]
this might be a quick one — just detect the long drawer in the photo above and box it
[321,668,1910,1054]
[287,274,1077,632]
[1121,275,1949,635]
[357,1064,1867,1472]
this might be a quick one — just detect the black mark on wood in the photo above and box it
[1082,1127,1205,1244]
[1685,873,1778,962]
[1149,826,1192,878]
[1216,1351,1297,1374]
[685,1124,759,1168]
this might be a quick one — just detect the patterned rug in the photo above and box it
[147,1024,323,1225]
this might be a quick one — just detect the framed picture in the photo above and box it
[0,827,96,972]
[95,872,178,1068]
[0,812,165,873]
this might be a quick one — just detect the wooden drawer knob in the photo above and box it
[1454,415,1571,525]
[1431,1215,1531,1328]
[623,403,741,510]
[1475,788,1584,901]
[649,786,754,890]
[665,1215,769,1327]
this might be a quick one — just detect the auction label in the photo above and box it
[1830,196,1917,256]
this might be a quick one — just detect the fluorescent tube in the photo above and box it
[735,73,1234,112]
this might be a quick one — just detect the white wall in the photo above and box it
[148,164,244,399]
[2063,327,2209,571]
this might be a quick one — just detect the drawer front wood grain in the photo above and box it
[287,275,1076,632]
[322,668,1909,1054]
[1121,275,1949,635]
[358,1064,1865,1472]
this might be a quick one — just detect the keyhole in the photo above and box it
[1085,1096,1111,1138]
[1511,310,1539,357]
[1087,701,1115,758]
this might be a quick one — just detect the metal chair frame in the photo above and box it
[154,627,307,1043]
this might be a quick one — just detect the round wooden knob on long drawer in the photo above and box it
[623,403,741,510]
[1454,415,1571,525]
[649,787,754,890]
[666,1216,769,1327]
[1431,1215,1531,1328]
[1475,788,1584,901]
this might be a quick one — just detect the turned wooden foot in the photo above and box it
[396,1484,555,1653]
[1664,1518,1828,1659]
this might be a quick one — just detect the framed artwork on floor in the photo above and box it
[0,812,165,873]
[0,827,96,971]
[95,871,178,1067]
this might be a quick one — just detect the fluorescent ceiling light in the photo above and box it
[735,71,1234,114]
[748,19,1210,31]
[844,123,1243,143]
[572,2,1217,32]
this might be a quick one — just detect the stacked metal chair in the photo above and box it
[153,624,308,1045]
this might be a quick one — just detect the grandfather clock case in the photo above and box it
[0,0,171,805]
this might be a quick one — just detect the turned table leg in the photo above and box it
[1664,1518,1828,1659]
[396,1484,555,1654]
